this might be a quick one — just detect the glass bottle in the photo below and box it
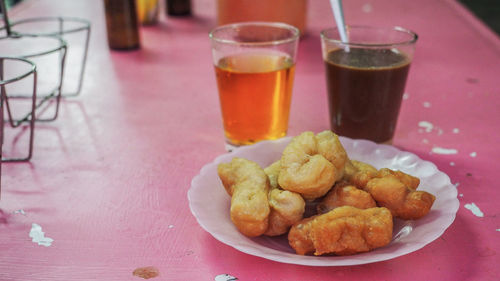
[104,0,140,50]
[137,0,159,25]
[166,0,191,16]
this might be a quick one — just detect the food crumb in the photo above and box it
[464,203,484,217]
[431,147,458,155]
[470,152,477,158]
[418,121,434,133]
[29,223,54,247]
[133,266,159,279]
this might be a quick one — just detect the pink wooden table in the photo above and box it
[1,0,499,280]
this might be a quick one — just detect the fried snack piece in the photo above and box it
[264,161,305,236]
[286,216,316,255]
[288,206,393,256]
[266,189,305,236]
[365,176,435,220]
[218,158,270,237]
[278,131,347,200]
[264,160,281,189]
[344,161,434,220]
[344,160,420,190]
[377,168,420,190]
[316,131,347,180]
[316,182,376,214]
[343,159,378,188]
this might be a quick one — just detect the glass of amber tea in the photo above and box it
[321,26,418,144]
[210,22,299,148]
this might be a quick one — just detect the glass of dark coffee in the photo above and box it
[321,26,417,144]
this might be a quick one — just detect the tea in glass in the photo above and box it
[210,22,299,147]
[321,26,417,143]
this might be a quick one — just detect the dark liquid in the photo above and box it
[166,0,191,16]
[325,48,411,143]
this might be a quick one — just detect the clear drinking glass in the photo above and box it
[321,26,418,144]
[210,22,299,148]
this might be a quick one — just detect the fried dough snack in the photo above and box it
[216,131,436,256]
[264,161,305,236]
[344,160,420,190]
[365,176,435,220]
[278,131,347,200]
[316,182,376,214]
[288,206,393,256]
[264,160,281,190]
[343,159,378,188]
[377,168,420,190]
[218,158,270,237]
[343,160,434,220]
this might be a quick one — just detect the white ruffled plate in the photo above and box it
[188,136,459,266]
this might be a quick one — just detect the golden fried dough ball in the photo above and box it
[264,161,305,236]
[265,188,305,236]
[218,157,266,196]
[343,161,434,220]
[218,158,270,237]
[316,182,376,214]
[264,160,281,189]
[278,131,347,200]
[365,176,435,220]
[316,131,348,180]
[286,216,316,255]
[288,206,393,256]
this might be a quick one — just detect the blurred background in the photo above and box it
[0,0,499,35]
[0,0,22,10]
[459,0,500,35]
